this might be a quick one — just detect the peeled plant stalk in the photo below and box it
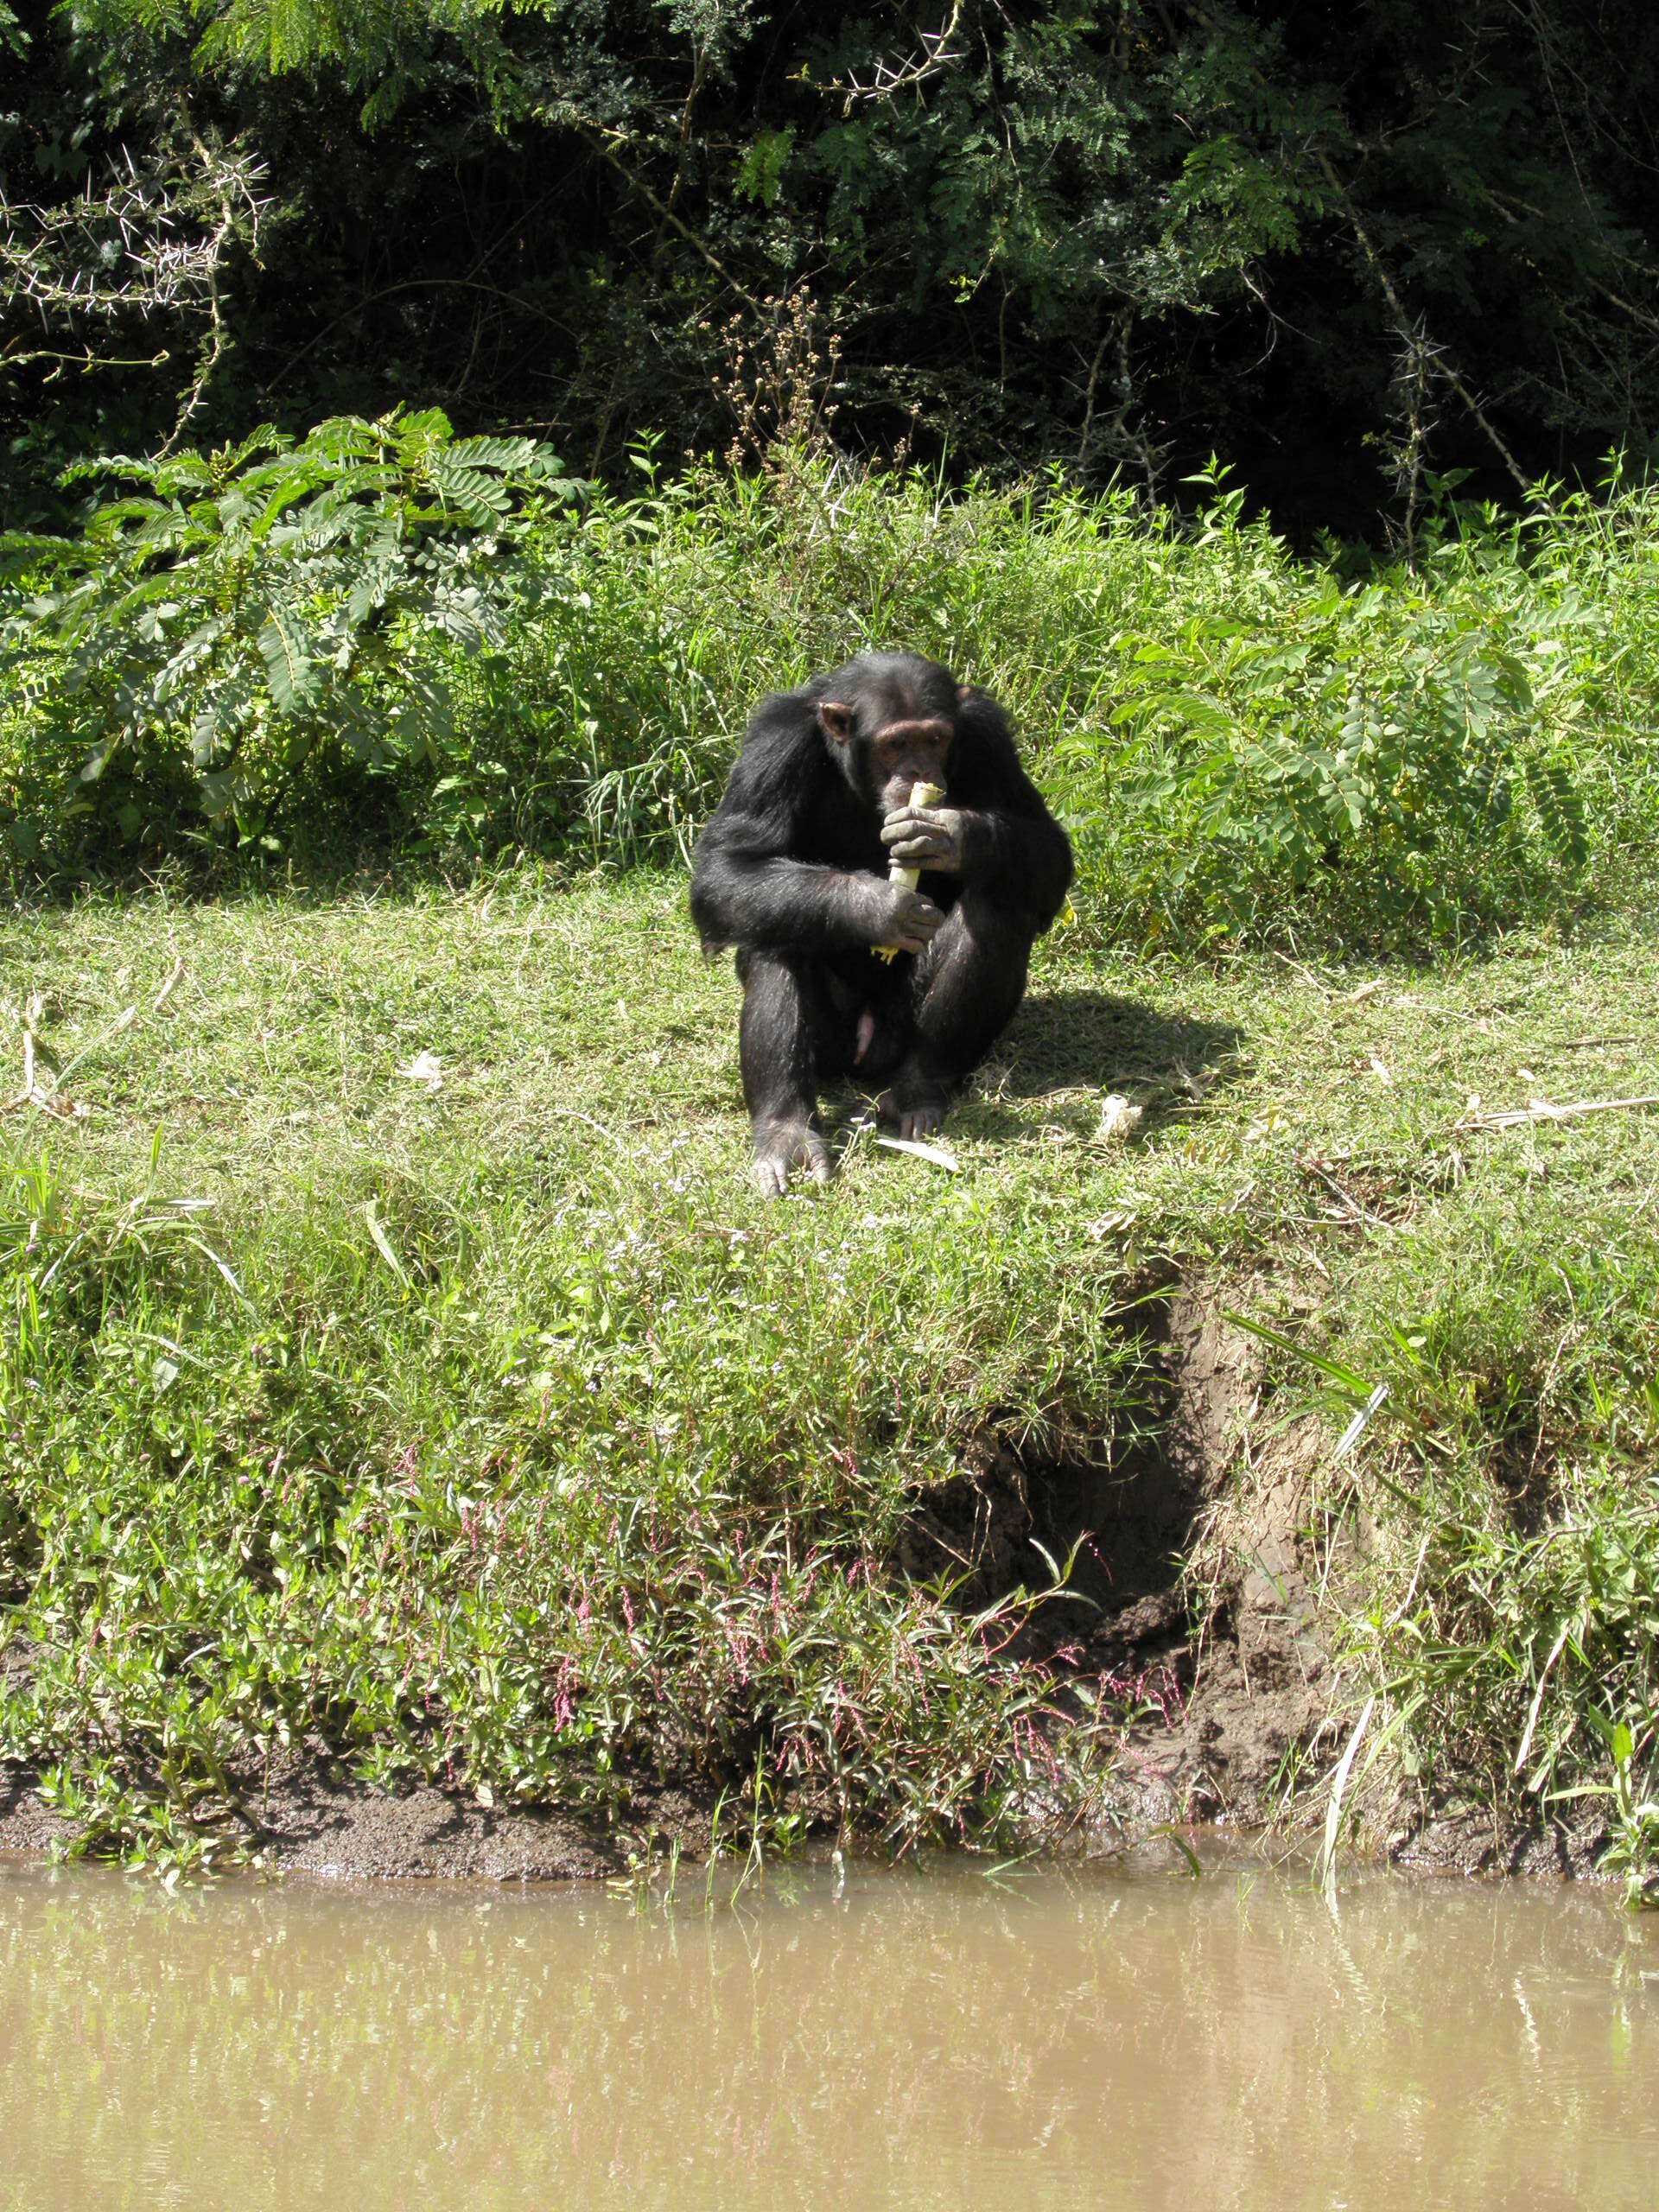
[875,779,945,962]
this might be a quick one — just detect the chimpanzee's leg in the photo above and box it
[879,891,1034,1138]
[736,950,847,1195]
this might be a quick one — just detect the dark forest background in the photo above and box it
[4,0,1658,538]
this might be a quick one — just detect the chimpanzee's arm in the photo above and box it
[940,691,1074,928]
[690,697,893,955]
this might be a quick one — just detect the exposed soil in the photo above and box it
[0,1757,71,1859]
[902,1284,1332,1832]
[1389,1805,1611,1881]
[219,1751,715,1881]
[1084,1293,1335,1830]
[1,1621,713,1880]
[901,1284,1614,1881]
[0,1637,69,1857]
[0,1724,721,1880]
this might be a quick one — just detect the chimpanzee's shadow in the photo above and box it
[963,988,1247,1141]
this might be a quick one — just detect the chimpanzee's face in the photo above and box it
[819,675,960,816]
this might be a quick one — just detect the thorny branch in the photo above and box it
[1314,150,1536,507]
[1386,316,1443,565]
[804,3,966,111]
[584,125,764,315]
[1,142,268,435]
[1076,312,1164,499]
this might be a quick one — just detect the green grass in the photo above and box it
[3,879,1656,1888]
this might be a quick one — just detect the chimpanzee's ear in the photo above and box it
[957,683,974,705]
[818,700,854,743]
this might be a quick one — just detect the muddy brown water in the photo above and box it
[2,1858,1656,2212]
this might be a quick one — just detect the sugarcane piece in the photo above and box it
[874,779,946,962]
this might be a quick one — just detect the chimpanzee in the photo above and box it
[690,651,1073,1195]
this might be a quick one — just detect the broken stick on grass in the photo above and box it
[1452,1092,1659,1135]
[3,1000,139,1121]
[874,1134,960,1173]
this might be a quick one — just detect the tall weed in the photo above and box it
[0,410,575,860]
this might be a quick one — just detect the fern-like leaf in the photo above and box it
[257,606,315,711]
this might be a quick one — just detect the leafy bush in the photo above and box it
[485,453,1658,946]
[1071,481,1605,944]
[0,410,575,858]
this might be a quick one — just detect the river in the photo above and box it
[2,1855,1655,2209]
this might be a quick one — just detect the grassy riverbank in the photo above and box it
[2,452,1656,1886]
[3,881,1656,1887]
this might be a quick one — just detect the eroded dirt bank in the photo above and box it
[0,1288,1610,1883]
[0,1728,717,1881]
[901,1288,1332,1829]
[903,1286,1611,1883]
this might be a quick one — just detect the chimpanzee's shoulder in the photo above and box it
[743,681,823,744]
[953,687,1023,770]
[706,686,829,828]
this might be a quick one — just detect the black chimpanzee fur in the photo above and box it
[690,651,1073,1194]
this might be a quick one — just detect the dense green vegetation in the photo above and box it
[4,3,1657,534]
[1,458,1656,1897]
[2,0,1656,1898]
[6,435,1658,946]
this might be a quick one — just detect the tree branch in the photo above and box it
[1315,150,1535,501]
[585,126,764,315]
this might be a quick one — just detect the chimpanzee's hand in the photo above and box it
[880,803,967,873]
[873,882,946,955]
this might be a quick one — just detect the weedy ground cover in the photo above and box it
[2,884,1655,1890]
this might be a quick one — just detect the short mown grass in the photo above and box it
[3,880,1656,1889]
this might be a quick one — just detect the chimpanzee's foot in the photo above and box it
[874,1077,951,1143]
[753,1115,834,1198]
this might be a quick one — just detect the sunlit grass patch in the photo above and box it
[2,880,1656,1886]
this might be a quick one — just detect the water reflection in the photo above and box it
[1,1858,1655,2211]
